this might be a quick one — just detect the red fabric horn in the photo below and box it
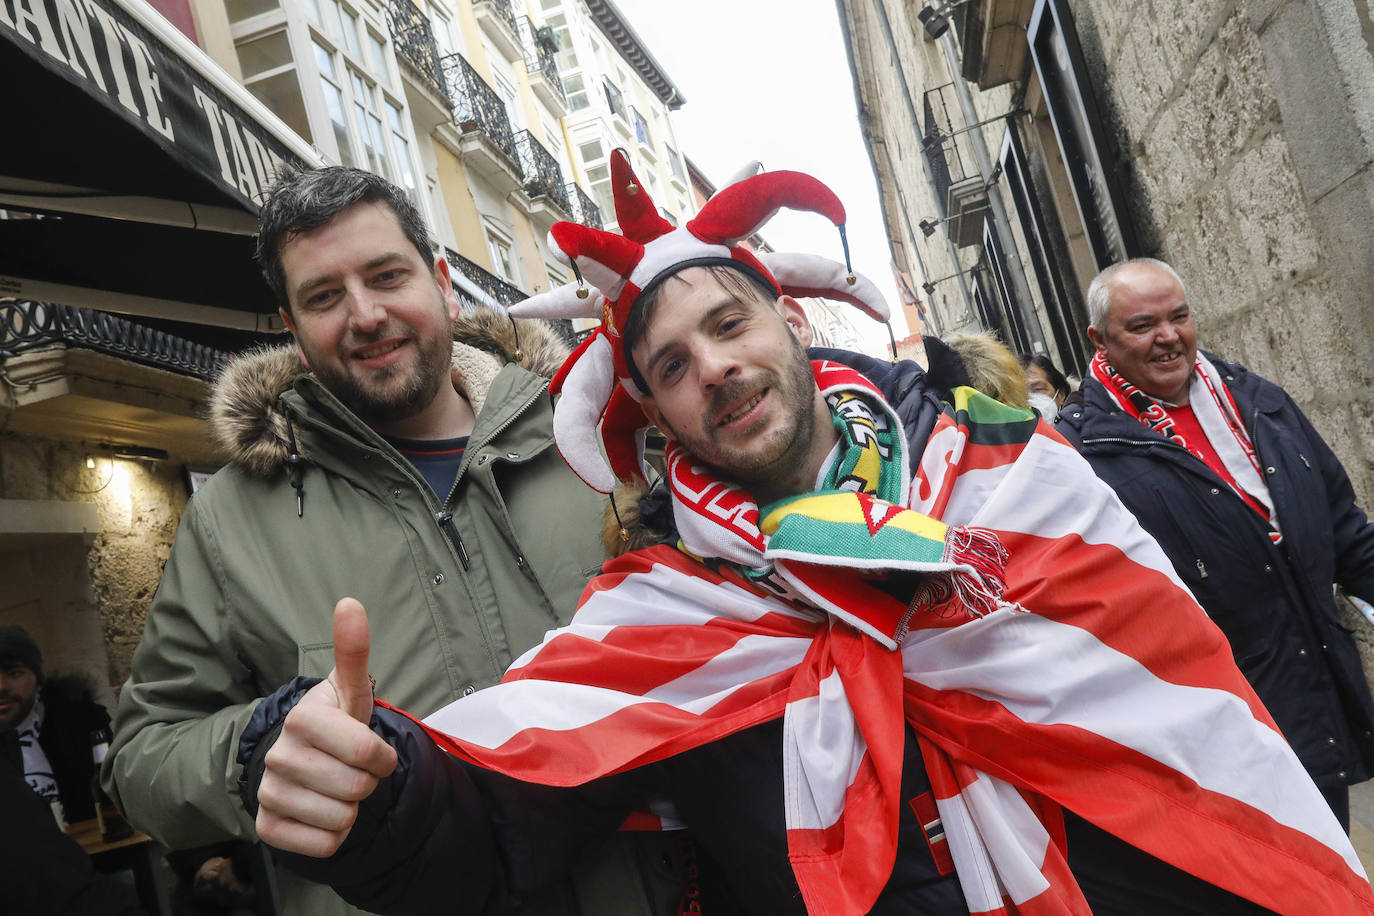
[688,171,848,245]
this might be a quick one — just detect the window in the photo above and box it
[387,102,418,200]
[542,118,565,167]
[486,230,517,282]
[304,16,416,194]
[492,69,524,130]
[314,41,356,167]
[227,0,279,23]
[631,106,650,146]
[550,15,577,73]
[665,145,686,183]
[238,31,310,140]
[578,138,604,163]
[587,164,614,222]
[349,69,389,178]
[603,80,627,120]
[429,5,454,57]
[544,260,568,289]
[336,6,361,57]
[562,73,589,111]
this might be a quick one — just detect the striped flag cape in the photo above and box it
[418,363,1373,915]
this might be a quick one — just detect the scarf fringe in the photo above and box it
[912,526,1011,622]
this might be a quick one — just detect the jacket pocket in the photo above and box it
[298,642,334,679]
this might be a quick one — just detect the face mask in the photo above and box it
[1027,392,1059,423]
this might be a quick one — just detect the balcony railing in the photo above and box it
[1,300,230,381]
[441,52,518,165]
[384,0,450,105]
[445,248,528,308]
[515,130,572,215]
[472,0,518,37]
[516,16,565,107]
[566,182,603,229]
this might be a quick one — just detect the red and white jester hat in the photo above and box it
[508,149,890,493]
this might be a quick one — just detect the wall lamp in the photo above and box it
[917,206,992,238]
[916,0,974,40]
[920,266,977,296]
[97,443,170,463]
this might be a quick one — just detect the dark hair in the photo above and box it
[256,166,433,312]
[623,262,779,393]
[1020,353,1071,399]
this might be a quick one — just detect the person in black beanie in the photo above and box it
[0,624,113,825]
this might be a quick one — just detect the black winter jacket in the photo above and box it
[1058,353,1374,788]
[238,352,1272,916]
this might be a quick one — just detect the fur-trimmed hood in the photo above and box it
[209,304,572,476]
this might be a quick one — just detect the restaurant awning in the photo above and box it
[0,0,326,332]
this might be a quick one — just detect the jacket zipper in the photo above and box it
[436,379,549,574]
[436,511,471,570]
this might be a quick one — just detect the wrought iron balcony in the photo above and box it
[514,130,572,216]
[384,0,450,106]
[473,0,519,40]
[566,182,603,229]
[1,300,230,381]
[445,248,528,309]
[441,52,519,166]
[515,16,566,109]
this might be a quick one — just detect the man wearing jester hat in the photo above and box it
[244,152,1374,915]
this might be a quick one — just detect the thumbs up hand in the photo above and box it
[255,598,399,857]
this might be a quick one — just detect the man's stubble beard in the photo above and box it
[309,322,453,426]
[664,338,818,494]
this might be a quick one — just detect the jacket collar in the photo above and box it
[207,304,572,477]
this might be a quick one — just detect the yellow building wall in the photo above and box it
[434,145,492,271]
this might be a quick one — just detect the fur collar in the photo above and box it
[209,304,572,476]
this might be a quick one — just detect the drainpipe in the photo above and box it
[932,2,1044,350]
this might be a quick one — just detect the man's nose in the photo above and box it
[697,347,739,389]
[346,287,387,331]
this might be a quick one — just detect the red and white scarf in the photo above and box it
[1090,351,1279,540]
[413,364,1368,915]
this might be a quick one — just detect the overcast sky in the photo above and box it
[607,0,911,353]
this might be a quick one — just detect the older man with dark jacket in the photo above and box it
[1057,257,1374,828]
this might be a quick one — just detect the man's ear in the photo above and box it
[435,256,461,321]
[640,397,666,435]
[1086,324,1108,354]
[777,296,814,349]
[279,307,309,367]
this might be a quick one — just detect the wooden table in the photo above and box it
[66,817,172,915]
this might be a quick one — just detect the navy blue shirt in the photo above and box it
[387,436,468,503]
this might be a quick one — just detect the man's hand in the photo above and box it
[254,598,398,857]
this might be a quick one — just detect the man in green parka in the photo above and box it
[103,167,692,914]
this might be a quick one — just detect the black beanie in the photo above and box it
[0,626,43,682]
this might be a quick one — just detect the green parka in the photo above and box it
[105,308,686,914]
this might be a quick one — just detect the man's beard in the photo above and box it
[310,325,453,426]
[663,337,818,490]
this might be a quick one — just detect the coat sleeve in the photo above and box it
[237,681,649,915]
[103,495,265,848]
[1291,398,1374,602]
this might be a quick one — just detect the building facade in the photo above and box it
[537,0,693,233]
[838,0,1374,517]
[0,0,695,695]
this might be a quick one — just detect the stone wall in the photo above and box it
[0,434,191,695]
[1070,0,1374,509]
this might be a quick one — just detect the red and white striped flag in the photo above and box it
[415,380,1373,915]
